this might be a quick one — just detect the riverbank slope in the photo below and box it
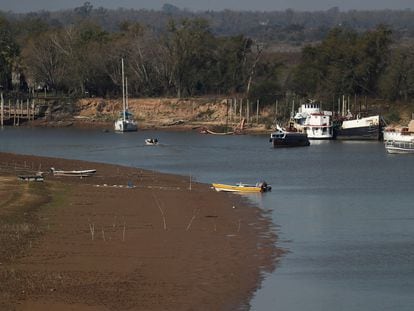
[0,152,281,310]
[27,97,275,134]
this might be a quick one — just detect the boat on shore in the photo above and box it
[212,181,271,193]
[334,115,382,140]
[385,140,414,154]
[200,129,234,135]
[269,124,310,148]
[50,168,97,177]
[293,101,333,139]
[18,175,44,182]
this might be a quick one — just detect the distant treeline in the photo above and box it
[3,3,414,43]
[0,2,413,105]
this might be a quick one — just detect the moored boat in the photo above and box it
[145,138,159,145]
[114,58,138,132]
[114,111,137,132]
[385,140,414,154]
[334,115,382,140]
[383,120,414,142]
[293,101,333,139]
[269,124,310,148]
[50,168,97,177]
[212,181,271,193]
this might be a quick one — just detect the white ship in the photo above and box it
[293,101,333,139]
[383,120,414,142]
[335,115,382,140]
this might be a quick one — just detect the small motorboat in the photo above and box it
[212,181,271,193]
[145,138,159,145]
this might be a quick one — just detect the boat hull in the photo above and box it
[114,119,137,132]
[145,139,158,145]
[270,133,310,148]
[212,183,270,193]
[385,141,414,154]
[305,128,333,140]
[386,147,414,154]
[51,168,96,177]
[334,125,381,140]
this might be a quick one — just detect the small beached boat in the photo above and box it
[145,138,159,145]
[50,167,97,177]
[212,182,271,193]
[201,129,234,135]
[18,175,44,182]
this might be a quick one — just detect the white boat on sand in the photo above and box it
[50,168,97,177]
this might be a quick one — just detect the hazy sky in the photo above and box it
[0,0,413,13]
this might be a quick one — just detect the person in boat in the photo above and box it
[257,181,271,192]
[147,138,158,144]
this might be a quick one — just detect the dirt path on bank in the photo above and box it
[0,153,281,310]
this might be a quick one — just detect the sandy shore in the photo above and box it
[24,118,271,135]
[0,152,281,310]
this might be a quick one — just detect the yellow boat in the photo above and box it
[212,182,271,193]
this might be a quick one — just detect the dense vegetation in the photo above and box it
[0,2,413,108]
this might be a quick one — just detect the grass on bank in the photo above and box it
[0,174,69,264]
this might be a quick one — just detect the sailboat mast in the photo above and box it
[126,77,129,111]
[122,58,126,121]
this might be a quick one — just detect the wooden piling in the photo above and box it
[13,101,16,126]
[1,92,3,128]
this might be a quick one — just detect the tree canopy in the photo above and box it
[0,5,413,106]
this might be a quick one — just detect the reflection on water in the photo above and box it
[1,127,414,311]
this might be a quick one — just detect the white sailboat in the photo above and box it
[114,58,138,132]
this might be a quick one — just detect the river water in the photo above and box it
[1,127,414,311]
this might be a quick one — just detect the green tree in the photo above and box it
[248,54,283,105]
[379,47,414,101]
[69,21,110,96]
[164,18,216,97]
[0,16,19,91]
[352,24,393,96]
[211,35,253,94]
[22,29,68,92]
[289,25,393,98]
